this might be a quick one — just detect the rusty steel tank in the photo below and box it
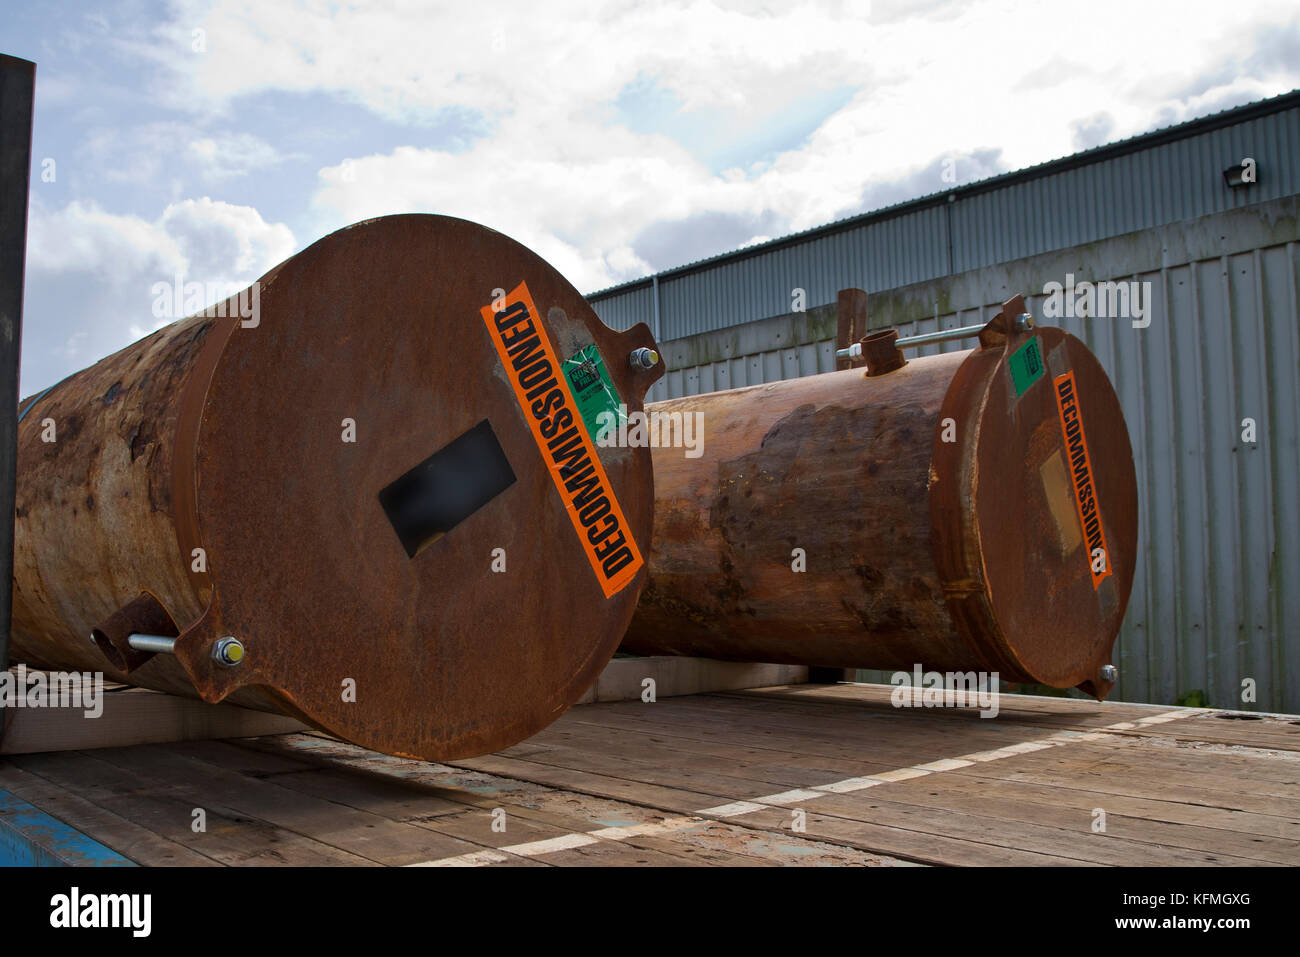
[622,296,1137,698]
[10,214,662,759]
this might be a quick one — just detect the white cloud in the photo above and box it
[28,199,187,280]
[186,132,289,179]
[29,196,293,289]
[131,0,1300,290]
[80,122,288,184]
[22,0,1299,393]
[150,0,875,122]
[311,121,754,289]
[158,197,295,281]
[22,197,294,391]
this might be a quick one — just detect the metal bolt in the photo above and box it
[630,347,659,370]
[1013,312,1034,333]
[1100,664,1118,682]
[212,636,245,667]
[128,633,177,655]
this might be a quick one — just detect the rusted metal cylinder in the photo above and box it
[623,297,1137,697]
[10,214,661,759]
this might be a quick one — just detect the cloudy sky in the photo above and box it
[6,0,1300,393]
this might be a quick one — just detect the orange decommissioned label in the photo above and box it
[480,281,642,599]
[1053,370,1111,590]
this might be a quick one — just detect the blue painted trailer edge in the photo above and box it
[0,789,135,867]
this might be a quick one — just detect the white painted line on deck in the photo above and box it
[587,815,700,840]
[997,740,1056,754]
[750,788,828,805]
[698,800,770,818]
[913,758,975,772]
[408,708,1199,865]
[407,849,510,867]
[812,776,886,793]
[406,816,706,867]
[505,832,601,856]
[870,767,934,782]
[959,748,1016,762]
[692,709,1198,822]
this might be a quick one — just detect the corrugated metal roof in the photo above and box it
[589,89,1300,341]
[591,88,1300,296]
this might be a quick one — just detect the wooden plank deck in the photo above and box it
[0,683,1296,866]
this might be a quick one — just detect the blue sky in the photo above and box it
[5,0,1299,393]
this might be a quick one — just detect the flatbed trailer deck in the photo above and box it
[2,680,1297,867]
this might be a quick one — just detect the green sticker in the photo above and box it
[1009,336,1045,397]
[563,343,623,441]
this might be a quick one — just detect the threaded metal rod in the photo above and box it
[126,633,177,655]
[894,323,989,348]
[835,322,987,360]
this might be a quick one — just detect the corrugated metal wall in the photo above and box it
[643,205,951,339]
[590,93,1300,342]
[593,282,657,339]
[641,198,1300,712]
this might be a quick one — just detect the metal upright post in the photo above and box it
[0,55,36,741]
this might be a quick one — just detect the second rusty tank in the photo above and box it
[622,296,1137,697]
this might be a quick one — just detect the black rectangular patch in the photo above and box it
[379,419,516,558]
